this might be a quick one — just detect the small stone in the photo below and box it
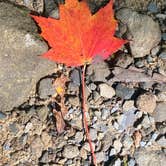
[80,147,87,159]
[38,78,55,99]
[70,115,83,130]
[68,96,80,106]
[83,142,95,152]
[96,151,106,164]
[44,0,59,18]
[147,2,158,13]
[162,33,166,41]
[109,148,116,156]
[135,60,145,68]
[142,115,152,129]
[75,131,83,143]
[70,68,81,86]
[114,158,121,166]
[102,131,113,151]
[156,136,166,147]
[88,83,97,91]
[156,14,166,19]
[154,102,166,122]
[39,151,49,163]
[99,83,115,98]
[139,82,154,90]
[0,112,7,119]
[156,91,166,102]
[101,108,111,120]
[136,93,156,113]
[122,100,135,112]
[122,135,133,150]
[115,84,135,100]
[92,122,109,132]
[115,54,133,68]
[49,9,59,19]
[159,51,166,60]
[41,132,52,148]
[128,159,136,166]
[63,145,79,159]
[24,122,33,133]
[113,140,122,153]
[134,148,166,166]
[151,45,160,56]
[86,61,110,82]
[9,123,18,134]
[31,136,44,158]
[36,106,48,122]
[89,128,97,141]
[92,91,101,102]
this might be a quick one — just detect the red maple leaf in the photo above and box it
[31,0,126,66]
[31,1,126,165]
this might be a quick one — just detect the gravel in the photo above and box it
[1,0,166,165]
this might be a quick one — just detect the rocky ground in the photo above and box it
[0,0,166,165]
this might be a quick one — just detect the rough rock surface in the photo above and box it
[154,102,166,122]
[0,1,55,112]
[134,148,166,166]
[116,8,161,58]
[136,93,157,113]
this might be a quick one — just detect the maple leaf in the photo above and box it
[31,0,126,66]
[31,1,127,165]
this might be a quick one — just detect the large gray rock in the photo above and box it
[116,8,161,58]
[0,1,55,112]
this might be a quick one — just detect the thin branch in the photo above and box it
[82,64,97,166]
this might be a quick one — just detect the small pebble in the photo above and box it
[80,148,87,159]
[101,108,110,120]
[114,158,121,166]
[99,83,115,99]
[147,2,158,13]
[122,135,133,150]
[83,142,95,152]
[122,100,135,112]
[9,123,18,134]
[96,151,106,164]
[115,84,135,100]
[142,115,152,129]
[89,128,97,141]
[154,102,166,122]
[88,83,97,91]
[128,159,136,166]
[75,131,83,143]
[63,145,79,159]
[109,148,116,156]
[151,45,160,56]
[38,78,55,99]
[136,93,156,113]
[156,136,166,147]
[0,111,7,119]
[162,33,166,41]
[159,51,166,60]
[113,140,122,153]
[135,60,145,68]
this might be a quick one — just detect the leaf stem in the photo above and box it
[82,64,97,166]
